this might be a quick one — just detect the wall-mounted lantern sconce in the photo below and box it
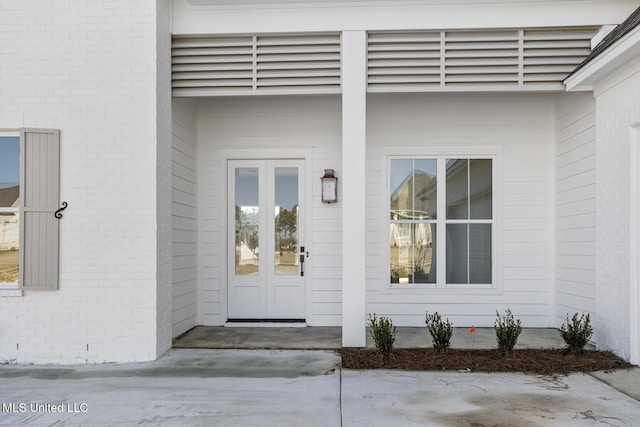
[321,169,338,203]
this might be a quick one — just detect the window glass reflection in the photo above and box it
[390,159,413,220]
[446,224,492,284]
[470,159,492,219]
[0,137,19,208]
[446,159,468,219]
[469,224,491,283]
[0,136,20,284]
[235,168,259,275]
[390,159,437,220]
[446,224,468,284]
[390,223,436,284]
[0,212,19,284]
[274,167,298,276]
[390,156,493,286]
[413,159,437,220]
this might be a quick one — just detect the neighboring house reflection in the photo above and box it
[0,186,19,283]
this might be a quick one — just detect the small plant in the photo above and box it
[425,311,453,352]
[560,313,593,355]
[495,309,522,355]
[368,313,397,362]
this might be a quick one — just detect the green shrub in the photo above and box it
[425,311,453,352]
[368,313,397,362]
[495,309,522,355]
[560,313,593,355]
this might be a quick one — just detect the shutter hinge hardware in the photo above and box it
[54,202,68,219]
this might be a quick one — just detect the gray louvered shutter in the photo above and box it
[19,128,60,290]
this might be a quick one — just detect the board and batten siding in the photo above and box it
[554,92,596,324]
[197,95,343,326]
[366,93,556,327]
[20,129,60,290]
[172,99,198,337]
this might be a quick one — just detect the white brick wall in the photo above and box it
[554,92,596,325]
[594,60,640,359]
[0,0,167,363]
[156,0,173,356]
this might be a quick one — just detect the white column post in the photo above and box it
[341,31,367,347]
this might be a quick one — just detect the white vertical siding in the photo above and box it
[366,93,556,327]
[197,95,342,326]
[554,92,596,324]
[172,99,198,336]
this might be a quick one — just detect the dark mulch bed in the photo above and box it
[338,348,632,375]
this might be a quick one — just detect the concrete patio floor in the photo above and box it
[1,348,639,426]
[173,325,584,350]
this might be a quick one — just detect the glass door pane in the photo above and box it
[235,168,259,275]
[274,167,298,276]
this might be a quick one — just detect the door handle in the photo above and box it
[300,246,305,277]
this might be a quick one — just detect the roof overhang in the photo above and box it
[173,0,637,35]
[564,24,640,91]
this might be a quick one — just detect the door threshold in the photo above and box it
[225,320,307,328]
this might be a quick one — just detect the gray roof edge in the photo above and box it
[567,5,640,80]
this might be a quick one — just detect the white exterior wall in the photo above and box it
[172,99,199,337]
[554,92,597,324]
[172,0,640,341]
[156,0,173,359]
[3,0,638,363]
[197,96,343,326]
[196,93,557,327]
[0,1,168,363]
[172,0,636,34]
[366,93,556,327]
[593,58,640,358]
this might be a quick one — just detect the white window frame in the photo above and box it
[0,130,21,295]
[385,145,502,293]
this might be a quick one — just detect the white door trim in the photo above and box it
[219,147,314,325]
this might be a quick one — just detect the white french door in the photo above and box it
[227,159,306,320]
